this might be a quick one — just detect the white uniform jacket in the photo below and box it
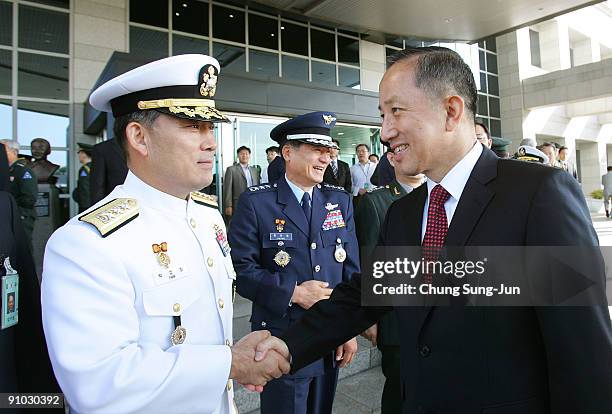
[42,172,236,414]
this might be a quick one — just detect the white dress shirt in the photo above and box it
[350,161,375,196]
[421,143,483,241]
[241,163,253,187]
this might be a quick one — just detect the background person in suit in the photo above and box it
[254,46,612,414]
[229,112,359,414]
[223,145,260,218]
[323,139,352,193]
[261,146,280,184]
[90,138,128,205]
[72,143,93,213]
[603,166,612,218]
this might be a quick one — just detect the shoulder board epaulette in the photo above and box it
[79,198,138,238]
[320,183,347,192]
[247,183,277,193]
[190,191,218,208]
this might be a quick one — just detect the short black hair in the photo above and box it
[332,139,340,146]
[356,143,370,152]
[387,46,478,121]
[265,146,279,154]
[559,146,568,151]
[369,154,379,161]
[237,146,251,155]
[541,142,555,149]
[112,110,161,161]
[475,121,490,138]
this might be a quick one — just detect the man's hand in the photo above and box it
[240,335,291,393]
[361,323,377,346]
[225,206,233,217]
[230,331,290,388]
[335,337,358,368]
[291,280,332,309]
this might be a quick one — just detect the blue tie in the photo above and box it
[301,192,311,224]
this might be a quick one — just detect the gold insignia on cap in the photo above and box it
[322,114,336,125]
[79,198,138,237]
[518,147,526,156]
[200,64,218,97]
[274,250,291,267]
[137,98,216,110]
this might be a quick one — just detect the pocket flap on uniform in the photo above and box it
[142,277,201,316]
[321,228,348,247]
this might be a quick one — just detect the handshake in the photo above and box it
[229,330,358,392]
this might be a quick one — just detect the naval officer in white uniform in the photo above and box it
[41,54,289,414]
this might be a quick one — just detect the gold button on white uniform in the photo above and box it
[311,242,317,250]
[207,257,214,267]
[218,298,224,309]
[189,218,196,228]
[225,339,231,346]
[173,303,181,313]
[227,380,232,391]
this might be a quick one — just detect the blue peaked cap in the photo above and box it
[270,111,339,149]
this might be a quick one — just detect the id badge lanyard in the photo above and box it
[1,257,19,330]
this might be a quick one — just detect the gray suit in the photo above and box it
[223,164,260,211]
[602,172,612,212]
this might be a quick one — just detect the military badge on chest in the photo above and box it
[322,207,345,231]
[151,242,186,286]
[213,224,230,256]
[271,219,291,267]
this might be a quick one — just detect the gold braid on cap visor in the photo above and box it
[137,98,227,120]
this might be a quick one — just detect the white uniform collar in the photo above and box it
[121,171,188,214]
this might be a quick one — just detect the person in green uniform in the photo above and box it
[354,149,423,414]
[1,139,38,247]
[72,143,93,213]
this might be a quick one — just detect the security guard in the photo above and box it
[72,142,93,213]
[1,139,38,247]
[229,112,360,414]
[354,150,423,414]
[41,54,281,414]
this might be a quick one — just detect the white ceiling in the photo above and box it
[252,0,603,41]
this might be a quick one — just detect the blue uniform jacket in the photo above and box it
[229,176,360,378]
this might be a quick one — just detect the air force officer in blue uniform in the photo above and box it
[228,112,360,414]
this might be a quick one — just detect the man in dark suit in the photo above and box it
[323,139,352,193]
[223,145,261,218]
[229,112,359,414]
[90,138,128,205]
[252,46,612,413]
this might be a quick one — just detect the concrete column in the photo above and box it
[359,40,385,93]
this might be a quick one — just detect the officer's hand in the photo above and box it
[225,207,233,216]
[244,335,292,393]
[336,337,358,368]
[230,330,290,388]
[292,280,333,310]
[361,323,378,346]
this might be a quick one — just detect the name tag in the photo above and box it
[152,265,187,286]
[2,274,19,330]
[270,233,292,241]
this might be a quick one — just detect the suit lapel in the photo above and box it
[277,177,310,238]
[310,186,327,241]
[445,149,497,246]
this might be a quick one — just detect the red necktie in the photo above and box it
[422,184,451,284]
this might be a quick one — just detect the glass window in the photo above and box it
[338,29,358,37]
[212,5,245,44]
[0,50,10,96]
[485,36,496,53]
[405,39,423,47]
[0,99,12,139]
[18,53,68,100]
[130,26,168,62]
[486,52,497,74]
[529,29,541,68]
[173,34,209,55]
[479,50,486,71]
[338,66,359,88]
[337,35,359,66]
[19,5,69,54]
[212,42,245,74]
[173,0,208,36]
[489,97,500,118]
[249,13,278,50]
[130,0,168,28]
[281,21,307,56]
[490,119,501,137]
[487,74,499,95]
[236,120,277,169]
[249,50,278,77]
[311,29,335,61]
[479,72,487,93]
[30,0,69,8]
[477,94,488,116]
[311,61,335,86]
[17,101,69,148]
[385,36,403,48]
[281,55,308,82]
[0,2,11,46]
[386,47,399,66]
